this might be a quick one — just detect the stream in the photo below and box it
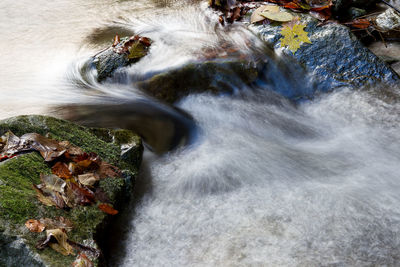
[1,0,400,266]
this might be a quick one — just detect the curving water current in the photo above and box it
[2,0,400,266]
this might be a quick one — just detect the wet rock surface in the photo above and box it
[248,13,400,100]
[135,59,261,104]
[92,35,151,82]
[0,115,143,267]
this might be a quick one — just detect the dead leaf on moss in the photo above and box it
[67,182,95,206]
[52,162,73,179]
[78,173,99,187]
[25,219,45,233]
[72,253,94,267]
[32,184,57,207]
[20,133,66,161]
[40,174,66,193]
[37,229,75,256]
[40,217,73,232]
[98,203,118,215]
[97,162,122,178]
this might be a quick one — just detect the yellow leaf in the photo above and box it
[280,22,312,53]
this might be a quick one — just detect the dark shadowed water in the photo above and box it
[1,0,400,266]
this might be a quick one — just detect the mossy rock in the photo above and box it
[0,115,143,267]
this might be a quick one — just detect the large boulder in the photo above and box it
[0,115,143,266]
[248,13,400,100]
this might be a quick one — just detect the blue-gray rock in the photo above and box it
[248,14,400,100]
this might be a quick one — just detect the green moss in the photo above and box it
[99,178,126,204]
[0,153,50,224]
[112,129,141,146]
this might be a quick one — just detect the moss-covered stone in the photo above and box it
[0,115,143,267]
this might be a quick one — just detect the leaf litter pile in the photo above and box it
[0,131,124,265]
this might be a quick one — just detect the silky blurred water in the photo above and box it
[1,1,400,266]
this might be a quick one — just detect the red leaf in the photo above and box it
[98,203,118,215]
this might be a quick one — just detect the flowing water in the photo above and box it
[2,0,400,266]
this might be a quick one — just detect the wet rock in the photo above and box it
[333,0,378,20]
[375,8,400,31]
[248,13,400,100]
[135,59,261,103]
[92,36,151,82]
[0,115,143,267]
[347,7,367,19]
[368,42,400,75]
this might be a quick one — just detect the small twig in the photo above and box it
[376,28,388,47]
[381,0,400,15]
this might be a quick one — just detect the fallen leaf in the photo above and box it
[251,5,277,24]
[260,6,294,22]
[32,184,57,207]
[97,162,122,178]
[280,22,312,53]
[139,37,151,47]
[227,6,243,24]
[67,182,95,206]
[78,173,99,187]
[20,133,66,161]
[52,162,73,179]
[40,174,66,193]
[72,253,94,267]
[98,203,118,215]
[59,141,84,157]
[25,219,45,232]
[112,34,120,47]
[40,217,73,232]
[37,229,75,256]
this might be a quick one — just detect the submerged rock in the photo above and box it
[0,115,143,266]
[248,13,400,100]
[135,59,261,103]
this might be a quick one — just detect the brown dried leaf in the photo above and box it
[32,184,56,207]
[46,229,75,256]
[112,34,120,47]
[40,174,66,193]
[98,203,118,215]
[20,133,66,161]
[97,162,122,178]
[52,162,73,179]
[78,173,99,187]
[40,217,73,232]
[25,219,45,232]
[67,182,95,206]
